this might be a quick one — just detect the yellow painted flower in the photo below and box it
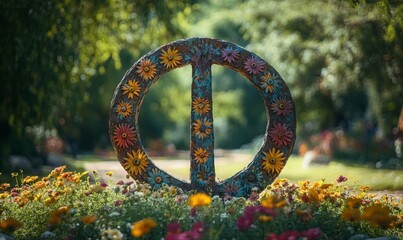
[193,118,212,139]
[131,218,157,238]
[362,204,396,229]
[0,218,22,233]
[81,215,97,225]
[188,192,212,207]
[262,148,285,174]
[123,149,149,176]
[122,79,141,99]
[136,58,157,80]
[192,97,211,115]
[160,47,182,68]
[116,101,133,118]
[342,207,361,221]
[194,147,209,164]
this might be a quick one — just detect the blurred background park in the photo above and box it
[0,0,402,190]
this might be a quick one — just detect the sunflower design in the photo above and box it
[262,148,285,174]
[160,47,182,68]
[115,101,133,118]
[268,123,293,147]
[196,166,214,187]
[193,147,209,164]
[260,72,278,93]
[136,58,157,80]
[147,168,169,189]
[193,118,212,139]
[192,97,211,115]
[113,124,136,148]
[122,80,141,99]
[123,149,148,176]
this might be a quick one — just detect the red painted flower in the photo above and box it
[271,97,293,116]
[268,123,293,147]
[113,124,135,148]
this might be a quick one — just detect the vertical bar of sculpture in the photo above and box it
[190,60,216,193]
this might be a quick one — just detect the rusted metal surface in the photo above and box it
[109,37,296,197]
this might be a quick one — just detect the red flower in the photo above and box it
[113,124,135,148]
[268,123,293,147]
[271,97,293,116]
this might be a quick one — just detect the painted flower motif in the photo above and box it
[268,123,293,147]
[123,149,148,176]
[122,79,141,99]
[136,58,157,80]
[192,97,211,115]
[243,169,263,187]
[113,124,136,148]
[244,56,264,74]
[115,101,133,118]
[196,166,214,187]
[221,46,239,63]
[194,147,209,164]
[193,118,212,139]
[160,47,182,68]
[131,218,157,238]
[224,181,244,197]
[147,168,169,189]
[262,148,285,174]
[271,97,293,116]
[260,72,278,93]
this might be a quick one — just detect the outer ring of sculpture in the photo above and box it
[109,37,296,197]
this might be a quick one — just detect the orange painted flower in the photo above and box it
[113,124,136,148]
[262,148,285,174]
[160,47,182,68]
[122,79,141,99]
[0,218,22,233]
[192,97,211,115]
[188,192,212,207]
[136,58,157,80]
[193,118,212,139]
[131,218,157,238]
[123,149,149,176]
[116,101,133,118]
[194,148,209,164]
[81,215,97,225]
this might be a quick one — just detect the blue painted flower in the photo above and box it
[260,71,279,93]
[223,180,245,197]
[147,168,169,189]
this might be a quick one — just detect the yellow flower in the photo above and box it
[261,195,288,209]
[346,197,362,209]
[131,218,157,238]
[188,192,212,207]
[192,118,212,139]
[258,215,273,222]
[122,79,141,99]
[192,97,211,115]
[296,209,313,222]
[0,218,22,233]
[342,207,361,221]
[106,171,113,177]
[308,188,322,203]
[116,101,133,118]
[360,185,370,192]
[362,204,396,229]
[22,175,38,184]
[81,215,97,225]
[160,47,182,68]
[44,195,59,206]
[136,58,157,80]
[193,148,209,164]
[262,148,285,174]
[123,149,149,176]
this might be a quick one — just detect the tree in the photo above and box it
[0,0,193,168]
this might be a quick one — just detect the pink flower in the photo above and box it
[114,200,124,206]
[271,97,293,116]
[336,175,348,183]
[268,123,293,147]
[190,207,197,217]
[221,46,239,63]
[167,222,181,235]
[244,56,265,74]
[237,214,254,231]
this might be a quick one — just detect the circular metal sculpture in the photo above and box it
[109,37,296,197]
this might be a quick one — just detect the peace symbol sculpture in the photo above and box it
[109,37,296,197]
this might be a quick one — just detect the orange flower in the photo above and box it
[296,209,313,222]
[81,215,97,225]
[160,47,182,68]
[115,101,133,118]
[346,198,362,209]
[123,149,149,176]
[261,195,288,209]
[122,79,141,99]
[136,58,157,80]
[362,204,396,229]
[193,148,209,164]
[258,215,273,222]
[22,175,38,184]
[262,148,285,174]
[193,118,212,139]
[188,192,212,207]
[0,218,22,233]
[192,97,211,115]
[131,218,157,238]
[342,208,361,222]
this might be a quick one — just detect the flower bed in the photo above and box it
[0,166,401,239]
